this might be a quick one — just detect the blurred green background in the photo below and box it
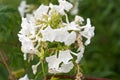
[0,0,120,80]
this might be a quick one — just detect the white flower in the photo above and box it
[81,18,95,45]
[59,61,74,73]
[46,50,73,73]
[19,74,29,80]
[18,1,30,17]
[59,0,73,12]
[34,4,49,20]
[46,54,61,73]
[49,4,64,15]
[19,17,36,36]
[74,15,84,24]
[26,14,36,23]
[65,22,79,31]
[70,46,84,63]
[50,0,73,15]
[19,17,30,35]
[41,26,55,42]
[32,62,41,74]
[64,31,76,46]
[18,34,35,54]
[41,26,76,45]
[58,50,73,64]
[75,47,84,63]
[54,28,69,42]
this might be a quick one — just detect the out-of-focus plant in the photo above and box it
[0,0,120,80]
[0,3,22,80]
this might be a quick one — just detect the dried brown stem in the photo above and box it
[75,64,83,80]
[0,51,16,80]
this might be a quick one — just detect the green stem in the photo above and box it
[42,61,46,79]
[34,71,42,80]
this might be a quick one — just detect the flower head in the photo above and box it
[18,0,95,75]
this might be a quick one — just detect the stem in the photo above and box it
[75,64,82,80]
[65,13,69,24]
[42,61,46,80]
[34,71,42,80]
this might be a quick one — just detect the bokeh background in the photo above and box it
[0,0,120,80]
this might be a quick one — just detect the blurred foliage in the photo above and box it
[0,0,120,80]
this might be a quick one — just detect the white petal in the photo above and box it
[41,26,55,42]
[20,17,36,36]
[34,4,49,20]
[18,34,35,53]
[65,22,79,31]
[64,31,76,46]
[50,0,73,15]
[49,4,65,15]
[46,54,61,70]
[32,62,41,74]
[75,15,84,24]
[18,1,30,17]
[59,0,73,11]
[81,18,95,45]
[59,50,73,64]
[59,61,74,73]
[19,74,29,80]
[46,50,74,74]
[75,47,84,63]
[54,28,69,42]
[26,14,36,24]
[20,17,30,35]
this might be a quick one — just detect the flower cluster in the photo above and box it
[18,0,95,79]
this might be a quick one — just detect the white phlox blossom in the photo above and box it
[50,0,73,15]
[18,0,95,75]
[18,34,35,60]
[46,50,73,73]
[33,4,49,20]
[26,14,36,25]
[18,34,35,54]
[32,62,41,74]
[65,22,79,31]
[41,26,55,42]
[18,1,30,17]
[19,74,29,80]
[58,0,73,12]
[81,18,95,45]
[54,28,69,42]
[75,47,84,63]
[41,26,77,46]
[75,15,84,24]
[64,31,76,46]
[20,17,36,36]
